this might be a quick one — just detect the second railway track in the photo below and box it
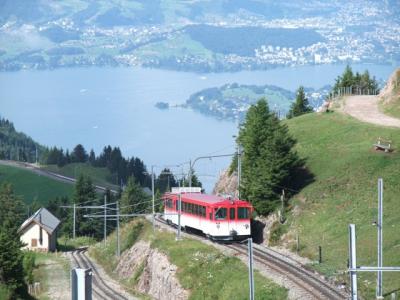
[71,248,129,300]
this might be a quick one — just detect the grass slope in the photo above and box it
[0,164,73,205]
[90,219,287,300]
[43,163,119,191]
[285,112,400,298]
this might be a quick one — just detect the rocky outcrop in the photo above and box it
[115,240,151,279]
[137,250,188,300]
[213,169,238,197]
[379,68,400,104]
[115,240,188,300]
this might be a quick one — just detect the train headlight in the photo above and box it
[216,222,220,229]
[245,224,249,229]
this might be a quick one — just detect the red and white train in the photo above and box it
[163,187,253,241]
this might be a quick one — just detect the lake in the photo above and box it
[0,63,396,192]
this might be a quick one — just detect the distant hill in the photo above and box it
[0,117,44,162]
[379,68,400,118]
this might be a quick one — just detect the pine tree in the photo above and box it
[120,177,151,219]
[287,86,313,119]
[239,99,301,215]
[72,144,88,163]
[73,174,97,236]
[0,184,27,297]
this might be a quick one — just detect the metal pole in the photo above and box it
[280,190,285,223]
[152,165,155,231]
[248,238,255,300]
[177,193,181,240]
[73,203,76,239]
[189,160,192,188]
[104,195,107,246]
[377,178,383,299]
[349,224,358,300]
[319,245,322,264]
[116,201,120,257]
[237,144,241,199]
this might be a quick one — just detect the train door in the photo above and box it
[228,207,236,235]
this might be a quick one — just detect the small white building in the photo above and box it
[19,208,61,252]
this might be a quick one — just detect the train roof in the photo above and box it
[165,192,251,206]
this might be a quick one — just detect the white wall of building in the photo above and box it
[20,222,52,251]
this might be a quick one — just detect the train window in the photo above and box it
[209,212,213,220]
[215,208,227,220]
[201,206,206,217]
[238,207,249,219]
[195,205,199,215]
[230,208,235,220]
[166,199,173,208]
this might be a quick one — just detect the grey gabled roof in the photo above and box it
[19,207,60,234]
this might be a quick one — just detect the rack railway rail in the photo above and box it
[71,248,129,300]
[155,215,347,299]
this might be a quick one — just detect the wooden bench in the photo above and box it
[373,137,392,152]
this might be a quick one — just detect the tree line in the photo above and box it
[42,144,150,187]
[332,65,379,95]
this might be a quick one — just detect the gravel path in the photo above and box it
[342,95,400,128]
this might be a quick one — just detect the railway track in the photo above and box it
[71,248,129,300]
[155,215,347,299]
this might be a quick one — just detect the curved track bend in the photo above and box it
[71,248,129,300]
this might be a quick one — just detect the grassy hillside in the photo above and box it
[284,112,400,298]
[90,219,288,299]
[43,163,119,191]
[0,164,73,204]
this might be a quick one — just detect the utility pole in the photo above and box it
[237,144,241,199]
[248,238,255,300]
[151,165,155,231]
[377,178,383,299]
[116,200,120,257]
[280,190,285,223]
[177,193,182,240]
[188,160,192,188]
[349,224,358,300]
[104,195,107,246]
[35,146,38,164]
[73,203,76,239]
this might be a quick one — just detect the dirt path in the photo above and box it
[37,253,70,300]
[341,95,400,128]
